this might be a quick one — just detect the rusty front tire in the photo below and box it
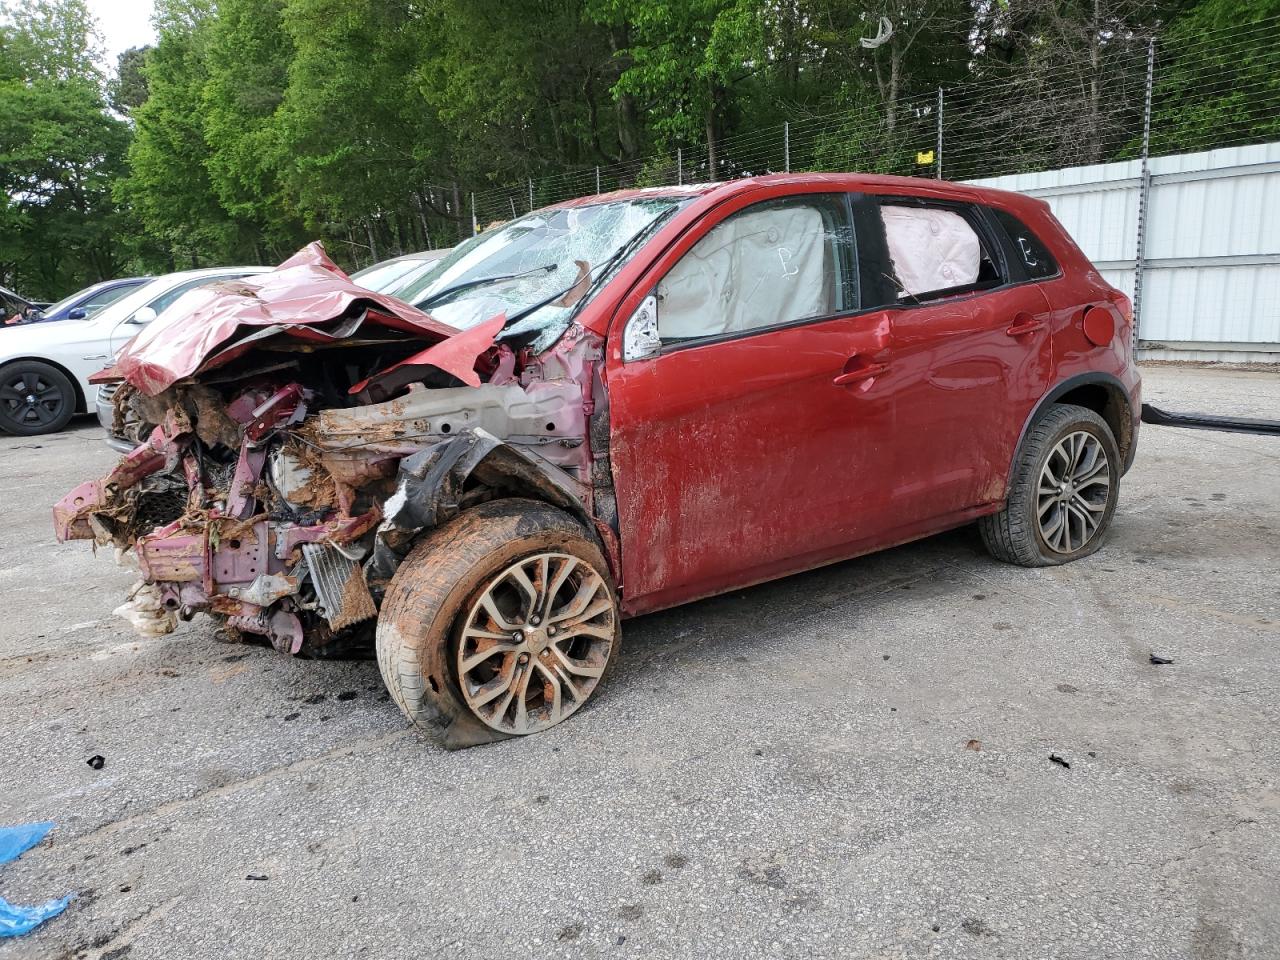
[375,498,620,748]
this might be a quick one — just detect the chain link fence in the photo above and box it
[463,14,1277,228]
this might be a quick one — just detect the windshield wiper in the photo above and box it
[415,262,557,310]
[502,207,683,331]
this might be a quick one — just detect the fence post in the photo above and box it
[784,121,790,173]
[509,197,517,220]
[470,192,477,236]
[936,87,944,180]
[677,147,683,186]
[1132,37,1155,347]
[596,166,601,195]
[528,179,534,212]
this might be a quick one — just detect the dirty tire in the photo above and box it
[979,403,1120,567]
[376,498,620,748]
[0,360,76,436]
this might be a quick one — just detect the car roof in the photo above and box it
[87,266,271,327]
[549,173,1044,214]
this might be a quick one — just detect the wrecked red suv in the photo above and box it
[55,174,1140,746]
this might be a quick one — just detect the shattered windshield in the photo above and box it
[397,196,690,352]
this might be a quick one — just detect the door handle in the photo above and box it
[1005,313,1046,337]
[833,361,888,387]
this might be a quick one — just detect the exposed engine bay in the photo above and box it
[53,244,615,657]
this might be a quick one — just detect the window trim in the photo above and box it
[650,192,860,353]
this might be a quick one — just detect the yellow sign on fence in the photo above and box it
[916,150,935,165]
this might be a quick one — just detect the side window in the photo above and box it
[656,195,855,342]
[82,284,136,317]
[991,208,1059,279]
[875,202,1002,302]
[146,275,236,317]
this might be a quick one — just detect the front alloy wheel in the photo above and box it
[376,498,621,748]
[457,553,616,734]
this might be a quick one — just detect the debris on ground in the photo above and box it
[1049,754,1071,769]
[0,823,72,938]
[1149,654,1175,665]
[86,755,105,770]
[965,739,982,751]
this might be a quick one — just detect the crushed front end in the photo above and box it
[53,243,606,656]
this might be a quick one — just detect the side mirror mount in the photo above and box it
[126,306,158,326]
[68,307,87,320]
[622,293,660,362]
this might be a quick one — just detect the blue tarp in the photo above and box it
[0,822,72,937]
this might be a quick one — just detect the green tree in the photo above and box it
[1148,0,1280,154]
[0,0,130,297]
[119,0,253,268]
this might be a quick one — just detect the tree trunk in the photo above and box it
[1087,0,1102,163]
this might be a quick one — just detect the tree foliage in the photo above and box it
[1,0,1276,297]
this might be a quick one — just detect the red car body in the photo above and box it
[55,172,1139,688]
[575,174,1139,614]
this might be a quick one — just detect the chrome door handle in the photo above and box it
[1005,313,1046,337]
[833,362,888,387]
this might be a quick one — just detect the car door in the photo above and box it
[856,195,1054,526]
[605,191,898,616]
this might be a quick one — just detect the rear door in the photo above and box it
[606,191,897,615]
[856,195,1054,526]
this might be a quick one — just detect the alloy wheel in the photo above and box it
[1037,430,1111,554]
[456,552,616,734]
[0,368,66,431]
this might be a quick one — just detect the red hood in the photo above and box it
[107,243,459,396]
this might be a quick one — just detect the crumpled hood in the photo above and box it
[106,243,459,396]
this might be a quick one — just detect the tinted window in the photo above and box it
[875,202,1001,302]
[992,208,1058,279]
[82,283,137,316]
[657,194,855,342]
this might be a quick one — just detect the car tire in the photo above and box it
[0,360,77,436]
[376,498,621,748]
[979,403,1120,567]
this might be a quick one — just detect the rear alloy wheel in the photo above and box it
[0,361,76,436]
[1036,431,1111,554]
[979,403,1120,566]
[376,498,621,747]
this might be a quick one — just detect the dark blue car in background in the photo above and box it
[5,277,150,325]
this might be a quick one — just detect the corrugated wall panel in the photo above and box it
[968,142,1280,349]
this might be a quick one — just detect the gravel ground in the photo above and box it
[1,363,1277,960]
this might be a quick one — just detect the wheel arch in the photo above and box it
[1010,373,1134,487]
[0,355,88,413]
[367,429,618,586]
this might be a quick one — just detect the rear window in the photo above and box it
[992,209,1059,280]
[874,202,1002,302]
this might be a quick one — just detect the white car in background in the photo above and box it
[0,266,269,437]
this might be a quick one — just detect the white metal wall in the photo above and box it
[968,142,1280,360]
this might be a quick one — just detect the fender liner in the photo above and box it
[1008,372,1137,487]
[366,428,596,583]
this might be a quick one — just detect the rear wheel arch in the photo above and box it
[1011,373,1133,483]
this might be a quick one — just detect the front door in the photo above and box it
[605,191,898,615]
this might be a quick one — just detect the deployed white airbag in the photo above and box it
[882,205,980,297]
[658,205,830,339]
